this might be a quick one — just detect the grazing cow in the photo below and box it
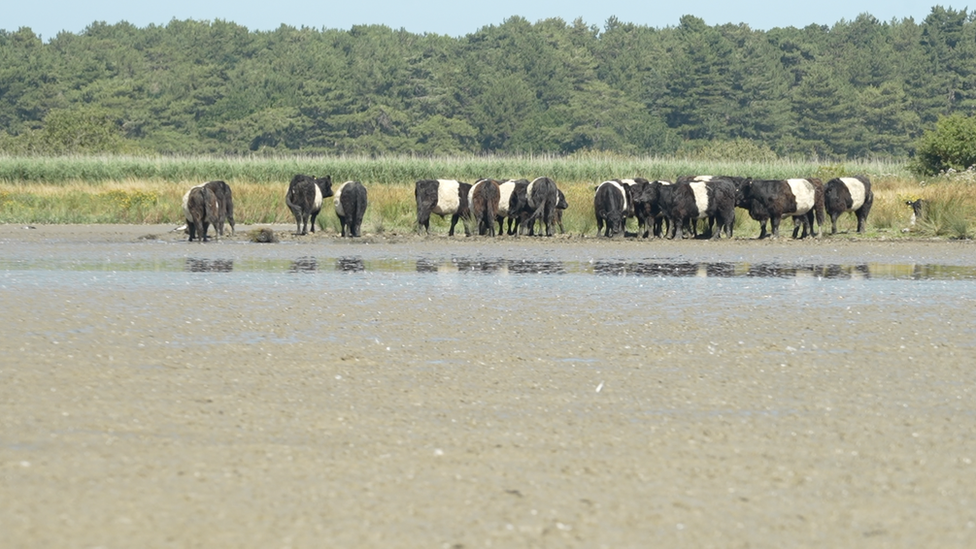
[906,198,927,226]
[203,180,235,236]
[415,179,472,236]
[334,180,368,237]
[735,178,825,239]
[824,176,873,234]
[468,178,502,236]
[660,179,736,239]
[286,174,333,235]
[513,177,558,236]
[182,184,219,242]
[594,180,634,237]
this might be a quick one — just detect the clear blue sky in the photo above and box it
[3,0,960,41]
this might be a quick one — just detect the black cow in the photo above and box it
[415,179,472,236]
[660,179,736,239]
[503,179,530,235]
[518,185,569,236]
[824,176,873,234]
[513,177,558,236]
[468,179,502,236]
[203,180,235,236]
[334,180,368,237]
[620,178,652,237]
[631,180,673,238]
[286,174,333,235]
[182,184,219,242]
[594,180,634,238]
[735,178,825,239]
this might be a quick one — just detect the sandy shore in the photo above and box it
[2,225,976,548]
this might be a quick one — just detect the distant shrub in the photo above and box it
[814,164,850,180]
[911,114,976,176]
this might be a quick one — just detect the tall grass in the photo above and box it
[1,153,972,238]
[0,153,915,185]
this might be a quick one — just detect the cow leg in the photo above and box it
[830,213,840,234]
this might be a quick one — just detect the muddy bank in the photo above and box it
[1,225,975,548]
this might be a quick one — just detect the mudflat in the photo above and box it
[2,224,975,548]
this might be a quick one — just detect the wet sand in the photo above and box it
[2,225,976,548]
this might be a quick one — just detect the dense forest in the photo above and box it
[1,6,975,160]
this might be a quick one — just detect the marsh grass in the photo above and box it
[1,154,973,239]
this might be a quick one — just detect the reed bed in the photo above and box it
[0,154,972,239]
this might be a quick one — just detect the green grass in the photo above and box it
[0,153,915,185]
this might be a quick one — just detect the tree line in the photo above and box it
[1,6,975,160]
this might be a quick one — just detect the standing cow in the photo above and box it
[631,180,673,238]
[513,177,558,236]
[824,176,873,234]
[182,184,219,242]
[286,174,333,235]
[735,178,825,239]
[468,179,502,236]
[415,179,472,236]
[594,180,634,238]
[661,179,736,240]
[203,180,235,236]
[620,178,652,237]
[495,179,523,235]
[334,180,368,237]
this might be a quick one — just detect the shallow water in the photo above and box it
[4,231,976,547]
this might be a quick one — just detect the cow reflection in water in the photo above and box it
[593,261,705,277]
[413,258,565,274]
[453,258,507,273]
[507,260,565,275]
[289,257,318,273]
[185,258,233,272]
[336,257,365,272]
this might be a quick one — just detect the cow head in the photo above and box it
[315,175,334,198]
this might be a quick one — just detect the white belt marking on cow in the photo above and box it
[693,175,714,182]
[840,177,867,210]
[497,181,516,216]
[598,180,628,213]
[786,179,815,215]
[689,182,709,218]
[334,181,351,216]
[433,179,460,215]
[526,177,545,209]
[620,178,637,186]
[313,181,323,211]
[467,182,477,215]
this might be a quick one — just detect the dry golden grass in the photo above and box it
[1,173,974,239]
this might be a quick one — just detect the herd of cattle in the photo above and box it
[180,174,874,242]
